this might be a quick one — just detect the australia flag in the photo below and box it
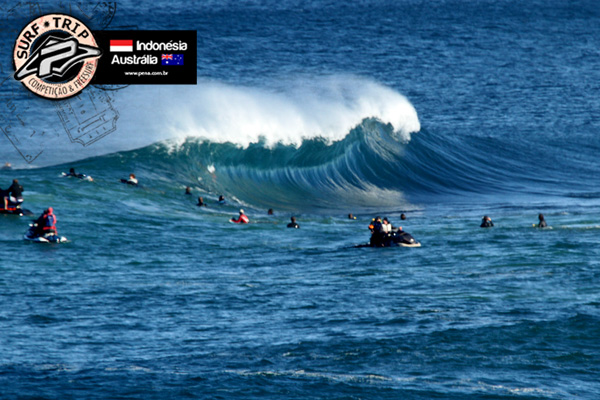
[161,54,184,66]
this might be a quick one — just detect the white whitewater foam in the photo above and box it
[1,75,420,167]
[157,75,421,148]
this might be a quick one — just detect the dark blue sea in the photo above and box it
[1,0,600,398]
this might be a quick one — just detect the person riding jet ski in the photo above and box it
[25,207,67,243]
[34,207,57,237]
[3,179,23,210]
[365,215,420,248]
[369,216,385,246]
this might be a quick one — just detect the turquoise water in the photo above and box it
[1,0,600,398]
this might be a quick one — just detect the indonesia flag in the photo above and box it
[110,40,133,52]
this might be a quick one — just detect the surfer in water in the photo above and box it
[287,216,299,228]
[536,214,548,228]
[231,209,249,224]
[121,174,138,186]
[185,187,192,195]
[65,168,92,181]
[480,215,494,228]
[65,168,80,178]
[218,195,226,205]
[197,196,207,207]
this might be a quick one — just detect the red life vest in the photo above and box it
[43,213,57,231]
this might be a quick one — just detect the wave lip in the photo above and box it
[1,75,420,169]
[162,75,421,148]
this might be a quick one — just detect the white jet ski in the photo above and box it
[24,224,68,243]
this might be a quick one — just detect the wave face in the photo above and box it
[124,119,417,212]
[91,118,522,212]
[87,112,600,213]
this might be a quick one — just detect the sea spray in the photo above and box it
[0,76,420,168]
[157,75,420,148]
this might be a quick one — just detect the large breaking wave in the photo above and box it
[86,119,508,212]
[154,76,421,147]
[0,75,420,166]
[103,75,423,211]
[8,75,590,212]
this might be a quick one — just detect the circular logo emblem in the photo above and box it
[13,14,102,100]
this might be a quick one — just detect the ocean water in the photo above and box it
[1,0,600,398]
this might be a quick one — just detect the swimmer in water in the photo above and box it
[480,215,494,228]
[536,213,547,228]
[287,216,299,229]
[120,174,138,186]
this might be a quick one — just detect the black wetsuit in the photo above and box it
[8,182,23,199]
[67,172,86,179]
[370,221,385,246]
[538,220,547,228]
[287,222,299,228]
[34,213,46,236]
[0,187,6,208]
[480,219,494,228]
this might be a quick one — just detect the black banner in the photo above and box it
[92,30,197,85]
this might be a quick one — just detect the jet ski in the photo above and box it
[23,224,68,243]
[357,230,421,248]
[385,231,421,247]
[0,199,33,216]
[0,207,34,216]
